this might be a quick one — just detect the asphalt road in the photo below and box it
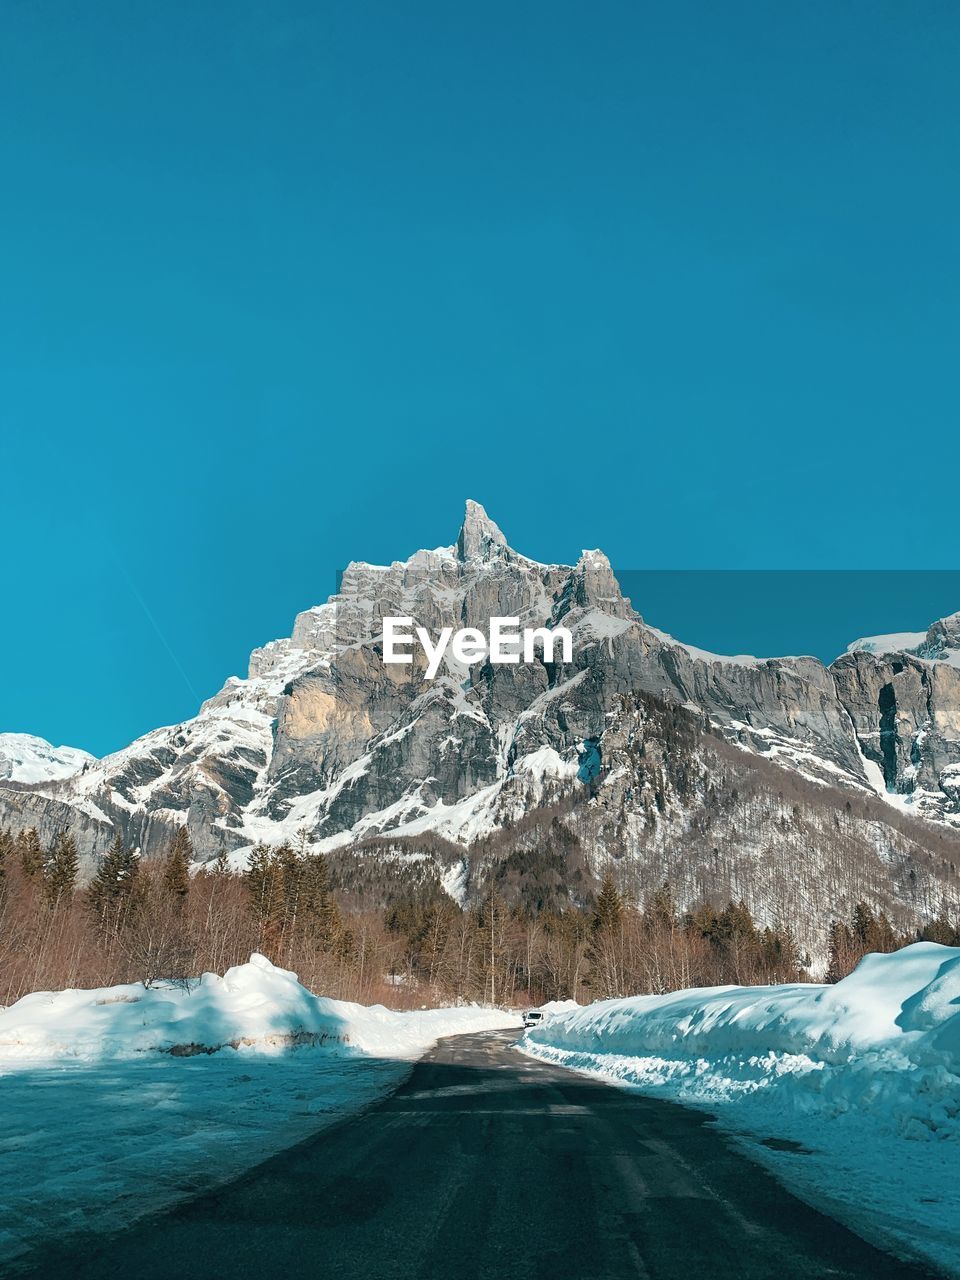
[14,1030,939,1280]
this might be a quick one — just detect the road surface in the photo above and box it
[13,1029,937,1279]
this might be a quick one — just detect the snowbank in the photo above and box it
[534,999,581,1016]
[0,958,519,1265]
[521,943,960,1274]
[0,953,519,1064]
[523,943,960,1131]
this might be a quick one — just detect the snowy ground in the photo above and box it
[0,956,519,1266]
[521,942,960,1277]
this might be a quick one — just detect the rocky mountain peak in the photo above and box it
[456,500,510,562]
[553,548,633,621]
[6,503,960,920]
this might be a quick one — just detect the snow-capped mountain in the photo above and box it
[2,501,960,953]
[0,734,94,785]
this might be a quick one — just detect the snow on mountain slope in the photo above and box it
[0,733,94,784]
[845,631,928,657]
[521,943,960,1276]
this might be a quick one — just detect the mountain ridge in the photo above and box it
[2,503,960,948]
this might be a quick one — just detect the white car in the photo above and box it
[522,1009,545,1029]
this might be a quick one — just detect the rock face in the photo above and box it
[492,693,960,957]
[2,502,960,901]
[833,618,960,820]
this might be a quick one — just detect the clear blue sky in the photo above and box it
[2,1,958,756]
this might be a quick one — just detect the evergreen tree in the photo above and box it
[647,880,676,930]
[920,908,959,946]
[717,900,756,943]
[244,842,272,904]
[271,842,301,947]
[243,842,301,957]
[826,918,855,983]
[872,910,899,953]
[17,827,44,878]
[244,842,274,942]
[686,901,721,943]
[592,874,623,934]
[44,830,79,910]
[759,924,799,982]
[588,875,625,998]
[845,901,901,957]
[163,827,192,906]
[852,901,876,946]
[300,851,342,950]
[88,833,139,937]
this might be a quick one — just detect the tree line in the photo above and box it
[0,825,956,1009]
[825,899,960,981]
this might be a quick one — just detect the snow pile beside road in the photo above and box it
[535,999,581,1016]
[0,953,520,1064]
[0,959,519,1265]
[523,943,960,1135]
[521,942,960,1273]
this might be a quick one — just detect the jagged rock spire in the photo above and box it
[456,500,510,562]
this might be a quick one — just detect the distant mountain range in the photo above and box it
[3,501,960,954]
